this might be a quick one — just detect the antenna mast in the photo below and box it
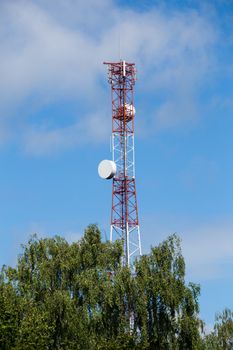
[100,60,142,268]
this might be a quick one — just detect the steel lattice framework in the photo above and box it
[104,60,142,267]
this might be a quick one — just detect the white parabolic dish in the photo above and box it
[98,160,116,179]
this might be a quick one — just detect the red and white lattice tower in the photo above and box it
[98,60,142,268]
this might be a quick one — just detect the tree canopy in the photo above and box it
[203,308,233,350]
[0,224,223,349]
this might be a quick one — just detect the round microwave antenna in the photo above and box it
[98,160,116,179]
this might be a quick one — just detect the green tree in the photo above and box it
[0,225,203,349]
[204,308,233,350]
[0,275,20,349]
[133,234,203,349]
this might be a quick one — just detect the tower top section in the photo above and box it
[103,60,136,87]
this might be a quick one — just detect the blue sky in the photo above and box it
[1,0,233,329]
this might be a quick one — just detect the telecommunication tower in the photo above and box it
[98,60,142,268]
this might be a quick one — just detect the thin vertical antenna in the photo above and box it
[123,60,126,77]
[118,31,121,60]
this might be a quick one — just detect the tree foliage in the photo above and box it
[0,225,204,349]
[204,308,233,350]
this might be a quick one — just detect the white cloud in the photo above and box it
[155,97,198,129]
[0,0,218,154]
[183,222,233,281]
[141,214,233,281]
[22,109,110,155]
